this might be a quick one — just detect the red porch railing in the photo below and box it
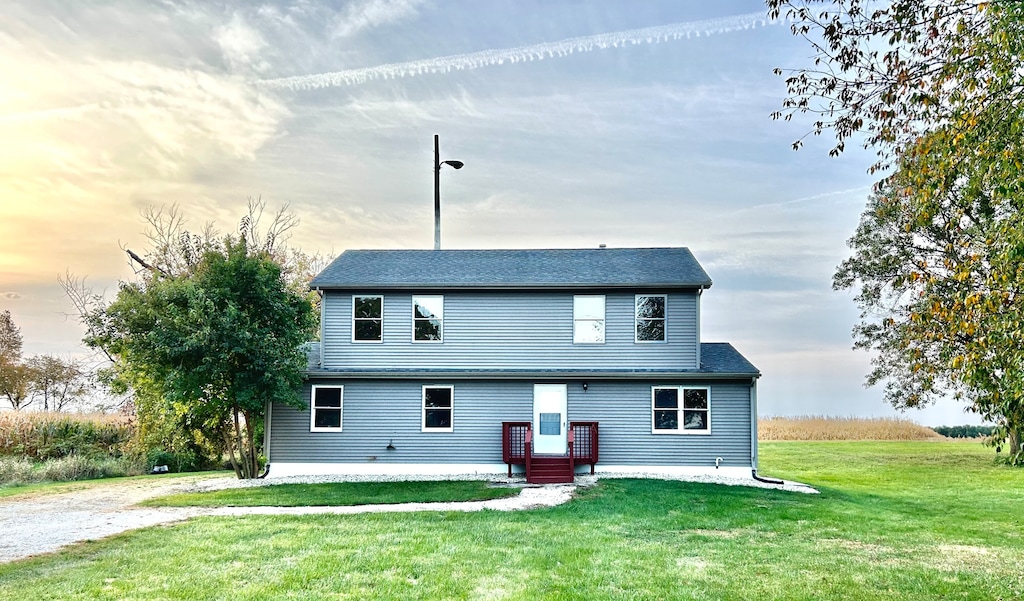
[570,421,599,475]
[502,421,599,479]
[502,421,531,477]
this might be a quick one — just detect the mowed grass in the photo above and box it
[142,480,519,507]
[1,441,1021,600]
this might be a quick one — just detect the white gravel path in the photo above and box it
[0,472,815,564]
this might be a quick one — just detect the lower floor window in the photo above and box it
[422,386,453,432]
[310,385,343,431]
[652,386,709,434]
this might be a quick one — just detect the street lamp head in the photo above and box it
[443,160,464,170]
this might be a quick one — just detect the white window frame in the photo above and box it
[635,294,668,343]
[412,295,444,343]
[421,385,454,433]
[573,295,606,344]
[352,295,383,343]
[651,386,710,435]
[310,385,343,432]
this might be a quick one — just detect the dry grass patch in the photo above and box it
[759,416,945,441]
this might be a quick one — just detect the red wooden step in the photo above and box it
[526,455,574,484]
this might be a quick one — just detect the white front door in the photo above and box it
[533,384,568,455]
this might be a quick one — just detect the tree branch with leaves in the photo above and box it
[70,202,323,478]
[771,0,1024,462]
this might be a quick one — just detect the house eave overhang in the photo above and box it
[303,369,759,380]
[308,283,712,292]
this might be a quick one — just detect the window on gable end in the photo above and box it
[635,294,666,342]
[413,295,444,342]
[353,295,383,342]
[573,295,605,344]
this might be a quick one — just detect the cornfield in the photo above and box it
[758,416,945,441]
[0,411,135,460]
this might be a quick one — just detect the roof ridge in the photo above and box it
[310,246,713,290]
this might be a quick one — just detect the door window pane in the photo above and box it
[539,412,561,435]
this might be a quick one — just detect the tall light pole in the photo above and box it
[434,134,463,250]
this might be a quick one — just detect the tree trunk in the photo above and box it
[233,407,252,479]
[222,428,241,479]
[1010,429,1021,458]
[244,412,258,478]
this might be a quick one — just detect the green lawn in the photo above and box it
[142,480,519,507]
[1,441,1021,600]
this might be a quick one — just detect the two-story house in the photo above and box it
[265,247,761,483]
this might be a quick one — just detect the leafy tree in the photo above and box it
[767,0,1020,169]
[933,425,996,439]
[0,310,32,411]
[0,310,21,364]
[62,200,327,476]
[88,237,316,478]
[0,363,33,411]
[26,355,90,412]
[769,0,1024,462]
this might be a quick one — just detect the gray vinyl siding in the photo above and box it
[321,291,699,371]
[269,378,752,468]
[271,380,531,464]
[567,380,752,468]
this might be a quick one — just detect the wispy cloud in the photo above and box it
[259,11,780,90]
[1,292,22,300]
[331,0,426,38]
[215,12,270,74]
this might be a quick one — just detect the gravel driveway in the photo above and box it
[0,476,216,563]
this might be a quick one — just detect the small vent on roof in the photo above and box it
[599,244,607,249]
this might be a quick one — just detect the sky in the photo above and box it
[0,0,983,425]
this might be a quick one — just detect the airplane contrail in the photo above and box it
[258,11,780,91]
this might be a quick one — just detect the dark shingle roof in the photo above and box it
[303,343,757,378]
[700,343,759,375]
[310,248,712,289]
[302,342,320,370]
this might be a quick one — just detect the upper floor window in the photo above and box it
[422,385,453,432]
[310,385,343,432]
[652,386,709,434]
[573,295,605,344]
[635,294,666,342]
[352,295,383,342]
[413,295,444,342]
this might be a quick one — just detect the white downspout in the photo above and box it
[695,288,703,368]
[317,288,325,368]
